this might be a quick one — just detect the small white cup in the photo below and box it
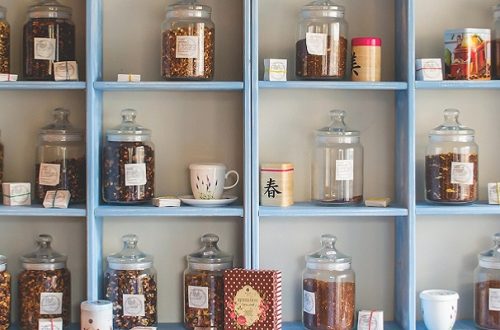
[189,163,239,200]
[420,289,459,330]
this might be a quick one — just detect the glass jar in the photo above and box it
[0,130,4,185]
[0,255,11,329]
[103,109,155,204]
[18,234,71,330]
[35,108,85,204]
[493,5,500,80]
[303,234,355,330]
[296,0,348,80]
[104,234,157,329]
[312,110,363,205]
[0,6,10,74]
[474,233,500,329]
[184,233,233,330]
[23,0,75,80]
[161,0,215,80]
[425,109,478,204]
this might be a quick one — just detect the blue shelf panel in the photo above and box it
[94,81,244,91]
[284,321,402,330]
[259,80,407,90]
[416,320,474,330]
[415,80,500,89]
[0,204,86,217]
[259,202,408,217]
[0,81,86,90]
[416,201,500,216]
[95,204,244,217]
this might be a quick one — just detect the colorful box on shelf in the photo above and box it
[0,74,18,82]
[488,183,500,204]
[2,183,31,206]
[416,58,443,81]
[260,163,294,207]
[38,317,63,330]
[54,61,78,81]
[117,74,141,82]
[358,310,383,330]
[264,59,287,81]
[43,190,71,209]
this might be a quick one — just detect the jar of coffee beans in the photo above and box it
[0,6,10,74]
[0,255,11,329]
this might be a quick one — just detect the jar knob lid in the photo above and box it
[443,108,460,126]
[201,233,220,245]
[320,234,337,248]
[36,234,53,248]
[121,109,137,123]
[122,234,138,249]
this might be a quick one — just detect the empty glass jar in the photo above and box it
[0,255,10,329]
[0,6,10,74]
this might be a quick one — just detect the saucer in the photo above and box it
[178,195,238,207]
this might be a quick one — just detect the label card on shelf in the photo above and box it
[43,190,71,209]
[54,61,79,81]
[117,74,141,82]
[2,183,31,206]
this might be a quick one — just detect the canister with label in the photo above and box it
[81,300,113,330]
[260,163,294,207]
[351,37,381,81]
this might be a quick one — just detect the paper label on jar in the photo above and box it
[123,294,146,316]
[39,163,61,186]
[451,162,474,185]
[40,292,63,315]
[303,290,315,315]
[176,36,200,59]
[336,160,354,181]
[489,288,500,311]
[124,163,147,186]
[188,285,209,309]
[306,32,327,56]
[34,38,56,61]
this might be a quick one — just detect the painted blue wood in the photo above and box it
[259,203,408,217]
[416,320,475,330]
[259,80,407,90]
[283,321,403,330]
[0,204,85,217]
[95,205,244,217]
[416,201,500,215]
[94,81,244,91]
[0,82,86,90]
[415,80,500,89]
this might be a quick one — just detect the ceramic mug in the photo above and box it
[420,289,459,330]
[189,163,239,200]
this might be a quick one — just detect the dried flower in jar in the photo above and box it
[475,280,500,329]
[296,36,347,79]
[0,20,9,74]
[0,270,11,329]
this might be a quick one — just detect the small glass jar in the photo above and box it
[303,234,355,330]
[103,109,155,204]
[0,6,10,74]
[296,0,348,80]
[0,255,11,329]
[161,0,215,80]
[425,109,478,204]
[35,108,85,204]
[474,233,500,329]
[492,5,500,80]
[184,233,233,330]
[104,234,158,329]
[312,110,363,205]
[18,234,71,330]
[23,0,76,80]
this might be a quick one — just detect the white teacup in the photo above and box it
[420,289,459,330]
[189,163,239,200]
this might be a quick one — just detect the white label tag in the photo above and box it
[188,285,209,309]
[176,36,199,58]
[38,318,63,330]
[123,294,146,316]
[451,162,474,185]
[124,163,147,186]
[336,160,354,181]
[306,32,327,56]
[39,163,61,186]
[490,288,500,311]
[34,38,56,61]
[303,290,315,315]
[54,61,79,81]
[40,292,63,315]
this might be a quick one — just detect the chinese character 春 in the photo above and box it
[264,178,281,198]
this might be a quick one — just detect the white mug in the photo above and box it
[189,163,239,200]
[420,289,459,330]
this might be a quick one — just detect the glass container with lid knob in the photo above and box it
[18,234,71,329]
[0,5,10,74]
[312,110,363,205]
[102,109,155,204]
[104,234,157,329]
[184,233,233,330]
[303,234,355,330]
[0,255,11,329]
[425,108,478,204]
[492,4,500,79]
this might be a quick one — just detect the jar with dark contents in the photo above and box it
[0,6,10,74]
[103,109,155,204]
[296,0,348,80]
[184,233,233,330]
[303,234,355,330]
[23,0,76,80]
[35,108,85,204]
[161,0,215,80]
[425,109,478,204]
[18,234,71,330]
[0,255,11,329]
[104,234,157,329]
[0,130,4,186]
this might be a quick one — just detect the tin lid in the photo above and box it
[420,289,459,302]
[306,234,351,271]
[107,109,152,142]
[166,0,212,19]
[28,0,72,19]
[0,255,6,272]
[478,233,500,269]
[107,234,154,270]
[429,109,474,141]
[40,108,83,142]
[81,300,113,312]
[21,234,67,270]
[352,37,382,47]
[0,6,6,20]
[261,163,294,171]
[301,0,344,19]
[187,233,233,271]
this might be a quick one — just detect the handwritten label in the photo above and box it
[306,32,327,56]
[336,160,354,181]
[176,36,199,58]
[490,288,500,311]
[451,162,474,185]
[39,163,61,186]
[125,163,147,186]
[123,294,145,316]
[188,285,209,309]
[40,292,63,315]
[34,38,56,61]
[303,290,315,315]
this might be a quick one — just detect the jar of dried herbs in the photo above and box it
[425,109,478,204]
[105,234,157,329]
[0,6,10,74]
[296,0,348,80]
[161,0,215,80]
[0,255,11,329]
[103,109,155,204]
[303,234,355,330]
[184,233,233,330]
[18,234,71,330]
[23,0,76,80]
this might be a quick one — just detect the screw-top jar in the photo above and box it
[103,109,155,204]
[18,234,71,330]
[303,234,355,330]
[104,234,158,329]
[161,0,215,80]
[0,255,11,329]
[296,0,348,80]
[312,110,363,205]
[425,109,478,204]
[492,4,500,79]
[0,6,10,74]
[184,233,233,330]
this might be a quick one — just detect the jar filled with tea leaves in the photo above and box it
[0,255,11,329]
[0,6,10,74]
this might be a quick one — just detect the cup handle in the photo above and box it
[224,170,239,190]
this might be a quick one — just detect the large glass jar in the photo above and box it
[35,108,85,204]
[105,234,158,329]
[18,234,71,330]
[184,233,233,330]
[296,0,348,80]
[161,0,215,80]
[312,110,363,205]
[425,109,478,204]
[103,109,155,204]
[493,5,500,80]
[303,234,355,330]
[23,0,75,80]
[0,255,11,329]
[0,6,10,74]
[474,233,500,329]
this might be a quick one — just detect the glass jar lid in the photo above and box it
[40,108,83,142]
[301,0,345,19]
[478,233,500,269]
[21,234,67,270]
[0,255,6,272]
[28,0,72,19]
[316,110,360,144]
[429,109,474,140]
[306,234,351,271]
[0,6,6,20]
[166,0,212,19]
[187,233,233,271]
[107,234,154,270]
[107,109,152,142]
